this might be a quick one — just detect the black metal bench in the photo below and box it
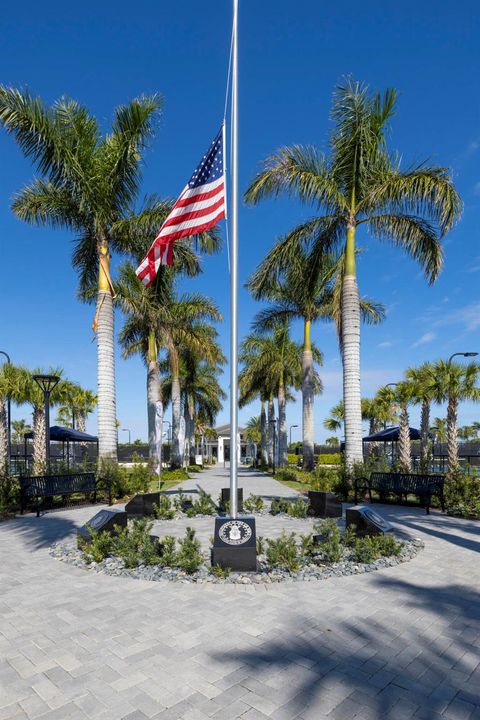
[19,473,111,517]
[354,471,445,514]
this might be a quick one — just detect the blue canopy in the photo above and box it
[25,425,98,442]
[363,426,422,442]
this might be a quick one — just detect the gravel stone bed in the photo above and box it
[49,536,424,585]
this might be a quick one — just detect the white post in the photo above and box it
[229,0,239,519]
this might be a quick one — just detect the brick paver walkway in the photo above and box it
[0,466,479,720]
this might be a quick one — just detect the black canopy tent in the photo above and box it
[24,426,99,469]
[362,426,429,467]
[362,426,422,442]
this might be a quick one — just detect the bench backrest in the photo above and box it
[20,473,97,497]
[370,472,445,493]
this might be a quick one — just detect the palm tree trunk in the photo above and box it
[96,242,117,462]
[278,383,287,467]
[420,399,430,471]
[260,400,268,465]
[169,344,182,468]
[447,395,459,474]
[147,330,162,466]
[0,398,8,474]
[267,396,275,466]
[302,319,315,471]
[398,405,412,472]
[342,224,363,470]
[33,406,46,474]
[188,396,195,463]
[76,410,86,434]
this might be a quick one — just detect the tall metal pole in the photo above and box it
[0,351,11,471]
[45,390,51,471]
[229,0,239,519]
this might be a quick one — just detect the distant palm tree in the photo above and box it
[162,349,226,464]
[431,417,447,444]
[245,417,261,446]
[56,385,97,431]
[0,87,162,461]
[240,323,320,467]
[406,363,436,470]
[11,419,32,446]
[249,247,384,471]
[377,382,415,472]
[427,361,480,473]
[325,436,340,448]
[245,78,461,469]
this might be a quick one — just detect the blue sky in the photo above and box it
[1,0,479,442]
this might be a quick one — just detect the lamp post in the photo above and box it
[289,424,298,448]
[162,420,171,465]
[448,352,478,365]
[32,374,60,471]
[122,428,131,445]
[0,351,11,471]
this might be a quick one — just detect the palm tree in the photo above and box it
[11,419,32,446]
[245,78,462,469]
[239,368,270,466]
[325,436,340,448]
[240,323,320,467]
[115,198,221,469]
[245,416,261,445]
[427,361,480,473]
[162,350,226,464]
[431,417,447,444]
[0,87,162,461]
[377,382,414,472]
[406,362,435,469]
[249,244,384,470]
[56,385,97,431]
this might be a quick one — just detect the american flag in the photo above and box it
[136,125,226,287]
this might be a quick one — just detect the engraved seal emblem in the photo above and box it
[218,520,252,546]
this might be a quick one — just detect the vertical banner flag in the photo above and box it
[136,125,226,287]
[178,416,186,467]
[155,401,163,476]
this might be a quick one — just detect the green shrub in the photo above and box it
[160,468,190,484]
[159,535,177,566]
[270,498,290,515]
[310,467,338,492]
[82,528,114,563]
[352,533,402,563]
[445,472,480,518]
[187,465,202,473]
[176,527,203,573]
[256,536,265,555]
[153,493,176,520]
[210,564,231,578]
[299,532,315,558]
[314,518,343,563]
[173,488,188,511]
[0,474,19,515]
[243,494,265,513]
[288,497,309,518]
[276,468,303,483]
[186,507,196,518]
[98,460,130,499]
[317,453,342,465]
[266,531,299,572]
[343,524,357,548]
[192,488,216,515]
[126,460,151,494]
[287,453,300,465]
[112,518,161,568]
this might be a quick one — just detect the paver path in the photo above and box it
[0,465,479,720]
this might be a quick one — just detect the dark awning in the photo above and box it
[24,425,98,442]
[363,426,422,442]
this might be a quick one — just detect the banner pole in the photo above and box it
[229,0,239,518]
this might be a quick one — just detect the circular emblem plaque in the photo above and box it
[364,508,388,529]
[219,520,252,546]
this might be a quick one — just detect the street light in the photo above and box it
[289,424,298,447]
[448,352,478,365]
[122,428,131,445]
[32,374,60,471]
[0,351,11,470]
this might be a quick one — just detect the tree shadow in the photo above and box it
[0,508,89,551]
[209,584,480,718]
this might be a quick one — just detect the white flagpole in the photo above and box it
[230,0,239,518]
